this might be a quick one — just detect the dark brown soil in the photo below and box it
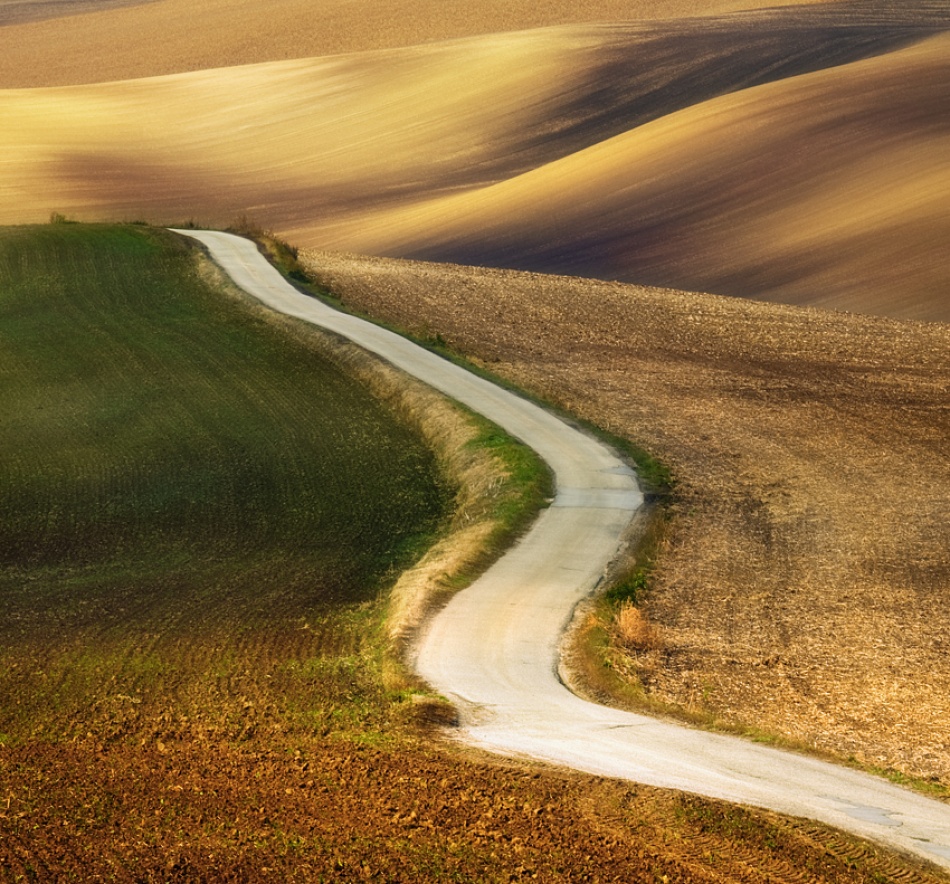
[3,736,946,883]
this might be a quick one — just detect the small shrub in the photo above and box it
[605,566,650,606]
[615,602,661,652]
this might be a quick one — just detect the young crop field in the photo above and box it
[0,222,452,748]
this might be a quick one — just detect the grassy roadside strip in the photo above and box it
[192,237,553,723]
[224,226,679,713]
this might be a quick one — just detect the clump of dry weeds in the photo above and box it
[614,602,662,653]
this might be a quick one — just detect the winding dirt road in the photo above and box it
[176,229,950,872]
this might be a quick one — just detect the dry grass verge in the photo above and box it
[615,602,663,653]
[197,245,551,695]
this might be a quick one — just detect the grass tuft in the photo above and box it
[614,602,662,653]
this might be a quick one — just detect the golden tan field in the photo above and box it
[1,3,948,318]
[0,0,832,86]
[347,31,950,321]
[304,250,950,788]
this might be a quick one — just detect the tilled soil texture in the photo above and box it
[304,251,950,789]
[0,0,828,86]
[4,6,949,322]
[2,739,946,884]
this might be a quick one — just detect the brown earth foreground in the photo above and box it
[3,738,948,883]
[303,251,950,789]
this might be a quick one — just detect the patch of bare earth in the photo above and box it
[303,251,950,789]
[3,739,947,883]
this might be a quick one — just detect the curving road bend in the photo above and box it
[175,229,950,872]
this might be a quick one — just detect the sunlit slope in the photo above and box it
[0,0,834,87]
[0,29,616,226]
[4,17,912,223]
[1,13,947,318]
[354,33,950,320]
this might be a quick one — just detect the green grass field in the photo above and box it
[0,223,452,745]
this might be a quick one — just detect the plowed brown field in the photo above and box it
[304,250,950,791]
[5,738,949,883]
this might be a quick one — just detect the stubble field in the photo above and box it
[305,250,950,790]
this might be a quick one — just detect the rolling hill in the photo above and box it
[2,1,950,877]
[0,0,833,85]
[353,29,950,320]
[1,2,947,318]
